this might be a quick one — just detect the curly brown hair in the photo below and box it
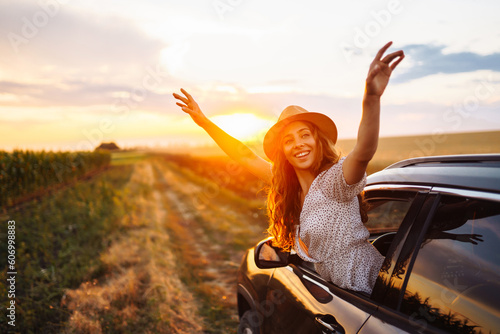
[266,121,342,251]
[266,121,369,251]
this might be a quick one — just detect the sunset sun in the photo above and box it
[211,113,274,141]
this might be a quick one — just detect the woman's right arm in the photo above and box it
[173,88,272,184]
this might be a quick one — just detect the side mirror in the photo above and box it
[254,237,290,269]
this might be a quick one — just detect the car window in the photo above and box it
[365,199,413,231]
[364,189,417,231]
[400,195,500,334]
[297,189,419,293]
[296,190,418,272]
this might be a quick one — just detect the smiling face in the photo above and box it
[281,121,318,173]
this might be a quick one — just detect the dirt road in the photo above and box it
[62,157,268,333]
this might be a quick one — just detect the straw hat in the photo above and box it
[263,105,337,161]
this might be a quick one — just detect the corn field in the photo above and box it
[0,150,110,208]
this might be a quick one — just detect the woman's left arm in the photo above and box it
[343,41,404,185]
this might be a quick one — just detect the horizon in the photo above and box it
[1,0,500,152]
[2,128,499,154]
[1,128,498,153]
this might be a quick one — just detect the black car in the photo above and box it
[237,154,500,334]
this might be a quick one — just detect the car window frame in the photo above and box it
[291,185,433,311]
[394,188,500,333]
[274,185,500,333]
[370,188,500,333]
[393,188,500,307]
[364,192,445,334]
[369,191,431,301]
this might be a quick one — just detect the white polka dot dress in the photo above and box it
[294,157,384,294]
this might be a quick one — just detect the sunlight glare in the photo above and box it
[211,113,274,141]
[160,42,191,75]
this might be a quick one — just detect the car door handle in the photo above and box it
[315,315,345,334]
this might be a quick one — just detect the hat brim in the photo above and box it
[263,112,337,161]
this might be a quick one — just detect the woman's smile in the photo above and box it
[282,121,317,171]
[295,151,310,158]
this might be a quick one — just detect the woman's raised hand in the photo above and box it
[365,41,405,97]
[173,88,272,182]
[173,88,208,127]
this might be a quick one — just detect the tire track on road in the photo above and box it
[151,157,268,333]
[62,160,204,334]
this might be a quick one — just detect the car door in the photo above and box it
[261,185,429,333]
[360,189,500,333]
[263,260,377,333]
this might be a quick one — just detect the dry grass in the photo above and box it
[57,130,498,333]
[61,161,204,334]
[151,157,269,333]
[60,156,266,333]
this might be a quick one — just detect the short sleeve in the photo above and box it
[316,157,366,202]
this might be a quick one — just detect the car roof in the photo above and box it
[367,154,500,194]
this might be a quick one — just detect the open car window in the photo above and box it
[364,189,419,233]
[365,199,413,231]
[296,189,420,279]
[293,189,422,300]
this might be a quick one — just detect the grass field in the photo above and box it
[110,151,148,166]
[1,130,499,333]
[164,130,500,177]
[1,164,134,333]
[1,153,268,333]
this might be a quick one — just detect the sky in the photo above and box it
[1,0,500,152]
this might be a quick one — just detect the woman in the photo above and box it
[173,42,404,294]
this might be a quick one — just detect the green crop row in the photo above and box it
[0,150,110,208]
[0,164,134,333]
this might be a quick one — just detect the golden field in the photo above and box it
[1,130,499,333]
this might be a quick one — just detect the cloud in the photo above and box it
[0,1,176,111]
[393,44,500,83]
[0,79,120,107]
[0,1,166,77]
[0,78,176,115]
